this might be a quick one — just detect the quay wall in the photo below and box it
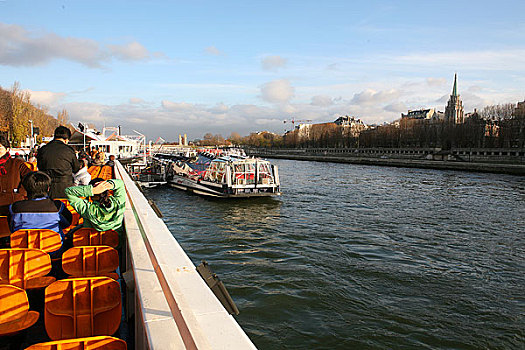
[246,147,525,175]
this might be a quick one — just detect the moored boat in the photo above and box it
[166,154,281,198]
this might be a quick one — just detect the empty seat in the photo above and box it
[25,335,127,350]
[45,276,121,340]
[0,216,10,239]
[0,248,56,289]
[11,229,62,254]
[73,228,119,248]
[62,246,119,280]
[0,284,39,336]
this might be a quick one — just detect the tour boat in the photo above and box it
[165,154,281,198]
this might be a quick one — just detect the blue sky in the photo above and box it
[1,0,524,140]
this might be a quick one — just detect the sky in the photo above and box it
[1,0,524,141]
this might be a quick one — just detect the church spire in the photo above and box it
[452,73,458,96]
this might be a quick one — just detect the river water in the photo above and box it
[144,159,525,349]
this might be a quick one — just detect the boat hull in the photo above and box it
[167,174,280,198]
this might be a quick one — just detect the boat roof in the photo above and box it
[213,155,268,163]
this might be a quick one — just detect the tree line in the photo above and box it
[0,82,70,147]
[222,102,525,149]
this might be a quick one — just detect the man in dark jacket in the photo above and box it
[9,171,72,258]
[0,134,31,216]
[37,126,81,199]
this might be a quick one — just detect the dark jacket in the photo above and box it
[8,197,72,257]
[37,139,81,199]
[0,156,31,216]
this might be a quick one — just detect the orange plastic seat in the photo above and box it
[62,246,119,280]
[0,248,56,289]
[11,229,62,253]
[0,284,39,336]
[54,200,84,233]
[73,228,119,248]
[10,229,62,253]
[45,277,121,340]
[25,335,127,350]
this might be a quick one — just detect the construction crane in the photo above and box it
[283,118,312,132]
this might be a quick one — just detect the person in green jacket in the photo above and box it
[64,178,126,246]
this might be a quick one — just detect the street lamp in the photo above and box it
[28,120,34,150]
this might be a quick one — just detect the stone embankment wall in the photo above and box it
[246,147,525,175]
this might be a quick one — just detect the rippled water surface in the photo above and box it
[144,159,525,349]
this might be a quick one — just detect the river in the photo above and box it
[143,159,524,349]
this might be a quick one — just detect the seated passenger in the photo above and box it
[8,171,72,258]
[0,134,31,216]
[92,151,106,166]
[65,178,125,247]
[73,159,91,186]
[105,154,116,167]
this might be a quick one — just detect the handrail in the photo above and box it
[114,161,256,350]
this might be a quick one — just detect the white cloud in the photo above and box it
[65,102,107,122]
[0,22,164,67]
[426,77,446,87]
[161,101,195,111]
[205,46,223,56]
[350,88,400,105]
[260,79,295,103]
[129,97,146,104]
[107,41,150,61]
[209,103,229,113]
[261,55,287,71]
[384,102,407,113]
[26,90,66,106]
[310,95,333,106]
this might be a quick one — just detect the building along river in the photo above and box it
[144,159,524,349]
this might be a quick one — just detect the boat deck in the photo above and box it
[1,161,256,349]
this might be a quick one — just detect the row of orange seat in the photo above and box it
[0,276,122,340]
[1,243,119,290]
[0,200,125,348]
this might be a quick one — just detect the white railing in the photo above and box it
[114,161,257,350]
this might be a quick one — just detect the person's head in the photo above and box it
[89,177,111,208]
[22,171,51,199]
[109,155,115,161]
[0,134,10,157]
[54,126,72,142]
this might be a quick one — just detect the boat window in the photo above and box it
[258,163,273,185]
[233,163,245,184]
[245,163,255,184]
[216,163,226,183]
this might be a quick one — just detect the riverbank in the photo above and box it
[247,151,525,175]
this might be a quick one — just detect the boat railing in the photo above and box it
[114,160,257,349]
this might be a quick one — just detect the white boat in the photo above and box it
[165,154,281,198]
